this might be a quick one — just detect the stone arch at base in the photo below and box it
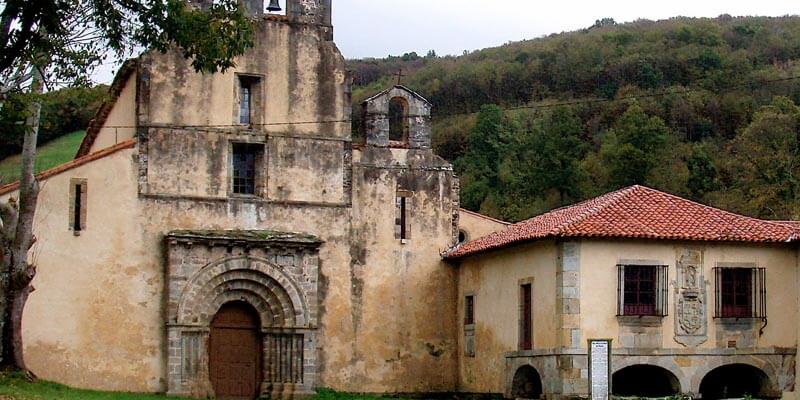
[612,356,689,395]
[511,365,544,399]
[697,363,779,399]
[690,357,782,398]
[612,364,681,397]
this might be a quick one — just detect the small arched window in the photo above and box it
[388,97,409,142]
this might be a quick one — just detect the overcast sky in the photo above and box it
[93,0,798,84]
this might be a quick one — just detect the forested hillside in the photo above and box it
[349,15,800,222]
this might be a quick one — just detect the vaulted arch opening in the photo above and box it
[699,364,776,399]
[511,365,543,399]
[388,96,409,142]
[612,364,680,397]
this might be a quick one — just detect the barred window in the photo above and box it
[714,267,766,319]
[617,264,668,317]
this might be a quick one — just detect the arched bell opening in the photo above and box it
[388,96,409,142]
[699,364,777,399]
[209,301,263,400]
[511,365,543,399]
[612,364,681,398]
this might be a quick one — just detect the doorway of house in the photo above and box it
[209,301,262,400]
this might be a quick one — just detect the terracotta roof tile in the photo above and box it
[445,185,799,260]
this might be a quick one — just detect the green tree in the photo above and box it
[515,107,588,207]
[728,96,800,219]
[601,103,670,188]
[457,105,507,212]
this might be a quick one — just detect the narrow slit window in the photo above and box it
[464,295,475,325]
[395,190,412,241]
[520,283,533,350]
[239,82,252,125]
[69,178,87,233]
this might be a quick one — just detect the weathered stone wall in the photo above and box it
[0,148,164,392]
[342,145,460,393]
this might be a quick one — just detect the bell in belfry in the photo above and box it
[267,0,281,11]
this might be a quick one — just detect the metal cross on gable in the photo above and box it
[394,69,406,85]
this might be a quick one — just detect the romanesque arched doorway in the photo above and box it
[699,364,776,399]
[209,301,262,400]
[164,231,322,399]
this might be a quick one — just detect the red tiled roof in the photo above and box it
[0,139,136,196]
[445,185,799,260]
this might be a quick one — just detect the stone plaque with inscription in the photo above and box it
[674,249,708,347]
[589,339,611,400]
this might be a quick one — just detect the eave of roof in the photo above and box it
[445,185,800,260]
[0,139,136,197]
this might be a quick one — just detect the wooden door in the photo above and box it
[209,302,262,400]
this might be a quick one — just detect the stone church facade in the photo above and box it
[3,1,800,400]
[0,1,497,398]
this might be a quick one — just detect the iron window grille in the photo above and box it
[714,267,766,320]
[617,264,669,317]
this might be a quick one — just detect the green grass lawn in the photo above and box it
[0,130,85,185]
[0,373,401,400]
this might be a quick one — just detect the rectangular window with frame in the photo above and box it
[231,143,263,196]
[617,264,668,317]
[464,295,475,325]
[714,267,766,319]
[519,283,533,350]
[69,178,87,234]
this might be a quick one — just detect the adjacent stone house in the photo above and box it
[0,1,503,398]
[2,1,800,399]
[446,185,800,399]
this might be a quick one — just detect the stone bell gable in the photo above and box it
[165,230,322,399]
[362,85,433,149]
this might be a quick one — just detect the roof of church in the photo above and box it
[362,85,431,105]
[75,58,138,158]
[445,185,800,260]
[0,139,136,197]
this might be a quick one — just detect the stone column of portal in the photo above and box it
[556,242,588,398]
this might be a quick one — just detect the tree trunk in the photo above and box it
[0,64,43,372]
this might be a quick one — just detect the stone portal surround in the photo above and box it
[505,348,796,399]
[164,231,322,399]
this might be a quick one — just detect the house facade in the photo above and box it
[446,186,800,399]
